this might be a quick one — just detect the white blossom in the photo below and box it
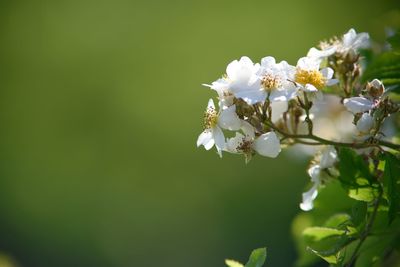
[300,146,337,211]
[341,28,370,53]
[255,56,297,102]
[295,56,338,95]
[197,99,241,157]
[225,122,281,161]
[356,113,374,134]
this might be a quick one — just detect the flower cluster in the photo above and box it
[196,28,399,210]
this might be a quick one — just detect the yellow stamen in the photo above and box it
[203,107,218,129]
[261,74,281,92]
[295,69,326,89]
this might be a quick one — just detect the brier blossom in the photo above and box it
[225,122,281,162]
[294,56,338,96]
[203,56,261,106]
[307,28,370,61]
[343,79,386,135]
[340,28,370,54]
[197,28,398,215]
[344,79,385,114]
[300,146,338,211]
[197,99,241,157]
[251,56,297,103]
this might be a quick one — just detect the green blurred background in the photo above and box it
[0,0,399,266]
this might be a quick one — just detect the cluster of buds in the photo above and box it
[196,29,399,210]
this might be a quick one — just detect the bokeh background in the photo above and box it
[0,0,399,266]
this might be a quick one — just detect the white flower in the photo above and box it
[356,113,374,134]
[319,146,338,169]
[341,28,370,53]
[343,97,375,114]
[300,165,321,211]
[197,99,241,157]
[252,56,297,103]
[202,56,260,107]
[300,146,337,211]
[203,78,235,107]
[225,121,281,161]
[295,57,338,94]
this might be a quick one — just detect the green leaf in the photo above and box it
[307,248,338,264]
[303,227,345,242]
[324,213,351,228]
[307,235,356,265]
[383,153,400,223]
[348,185,379,202]
[244,248,267,267]
[225,259,244,267]
[338,149,373,187]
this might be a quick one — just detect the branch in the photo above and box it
[265,121,400,151]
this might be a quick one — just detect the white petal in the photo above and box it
[218,105,241,130]
[270,101,288,123]
[207,98,215,109]
[320,67,334,79]
[304,84,318,92]
[307,165,321,183]
[356,113,374,133]
[354,32,370,49]
[241,121,255,139]
[343,97,374,113]
[326,78,339,86]
[203,137,215,150]
[269,89,288,102]
[260,56,276,67]
[253,132,281,158]
[225,132,245,153]
[343,29,370,50]
[299,183,319,211]
[343,29,357,47]
[212,126,225,157]
[226,60,240,80]
[320,146,337,169]
[307,46,336,60]
[232,84,266,104]
[297,57,320,71]
[197,130,213,148]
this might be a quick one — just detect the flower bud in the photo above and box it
[344,49,359,64]
[234,98,255,118]
[366,79,384,98]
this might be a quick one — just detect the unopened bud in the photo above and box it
[366,79,384,98]
[235,98,255,118]
[345,49,359,63]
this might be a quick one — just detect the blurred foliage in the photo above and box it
[0,0,399,266]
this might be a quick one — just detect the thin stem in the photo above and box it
[302,92,313,134]
[265,121,400,150]
[345,189,383,267]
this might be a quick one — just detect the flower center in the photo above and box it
[237,138,253,154]
[203,107,218,129]
[295,69,326,89]
[261,74,281,92]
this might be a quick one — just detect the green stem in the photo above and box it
[265,121,400,150]
[345,189,383,267]
[302,92,313,134]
